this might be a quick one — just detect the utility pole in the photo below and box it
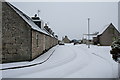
[88,18,90,48]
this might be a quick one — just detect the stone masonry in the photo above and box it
[2,2,32,63]
[2,2,58,63]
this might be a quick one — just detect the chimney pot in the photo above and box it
[35,14,37,17]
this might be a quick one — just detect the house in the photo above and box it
[62,36,70,43]
[82,35,95,45]
[93,23,120,46]
[2,2,58,63]
[93,37,99,45]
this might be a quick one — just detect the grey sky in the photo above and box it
[10,2,118,40]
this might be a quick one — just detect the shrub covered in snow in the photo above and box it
[110,38,120,62]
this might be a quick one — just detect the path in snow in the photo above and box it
[2,44,118,78]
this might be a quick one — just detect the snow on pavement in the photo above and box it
[1,45,58,69]
[1,44,119,78]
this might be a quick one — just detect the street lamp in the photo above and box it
[88,18,90,48]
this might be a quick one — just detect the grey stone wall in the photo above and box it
[2,2,58,63]
[32,30,45,59]
[45,35,49,50]
[99,25,120,46]
[62,36,70,43]
[2,2,32,63]
[32,30,58,59]
[0,1,2,63]
[42,34,46,51]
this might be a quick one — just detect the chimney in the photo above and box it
[45,23,47,26]
[44,23,49,31]
[41,20,44,30]
[31,14,41,28]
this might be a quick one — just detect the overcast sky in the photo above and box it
[10,2,118,40]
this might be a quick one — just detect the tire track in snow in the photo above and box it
[76,45,116,78]
[90,53,118,78]
[62,45,92,77]
[27,45,91,78]
[3,45,77,78]
[20,45,78,78]
[77,45,112,63]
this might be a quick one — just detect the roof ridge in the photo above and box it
[98,23,113,35]
[6,2,53,37]
[98,23,119,35]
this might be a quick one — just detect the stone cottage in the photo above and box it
[93,23,120,46]
[62,36,70,43]
[2,2,58,63]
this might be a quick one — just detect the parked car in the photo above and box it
[59,41,65,45]
[74,41,79,45]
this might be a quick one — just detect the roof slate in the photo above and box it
[7,2,51,36]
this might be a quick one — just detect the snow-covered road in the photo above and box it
[1,44,119,78]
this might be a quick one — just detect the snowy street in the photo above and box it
[1,44,119,78]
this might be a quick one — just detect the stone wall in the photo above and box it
[32,30,58,60]
[2,2,32,63]
[32,30,45,59]
[2,2,58,63]
[0,1,2,63]
[99,25,120,46]
[45,35,49,50]
[62,36,70,43]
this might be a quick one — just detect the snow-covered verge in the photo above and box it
[0,45,59,69]
[66,44,118,78]
[1,44,119,78]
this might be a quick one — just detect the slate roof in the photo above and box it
[98,24,111,35]
[98,23,119,35]
[7,2,52,36]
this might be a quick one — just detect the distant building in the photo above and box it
[2,2,58,63]
[62,36,70,43]
[81,39,87,44]
[82,35,95,45]
[93,23,120,46]
[93,37,99,45]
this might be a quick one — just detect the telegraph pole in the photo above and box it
[88,18,90,48]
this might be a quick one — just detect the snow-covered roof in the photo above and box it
[32,20,41,22]
[98,24,110,35]
[43,28,54,37]
[98,23,119,35]
[83,34,97,40]
[7,2,51,36]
